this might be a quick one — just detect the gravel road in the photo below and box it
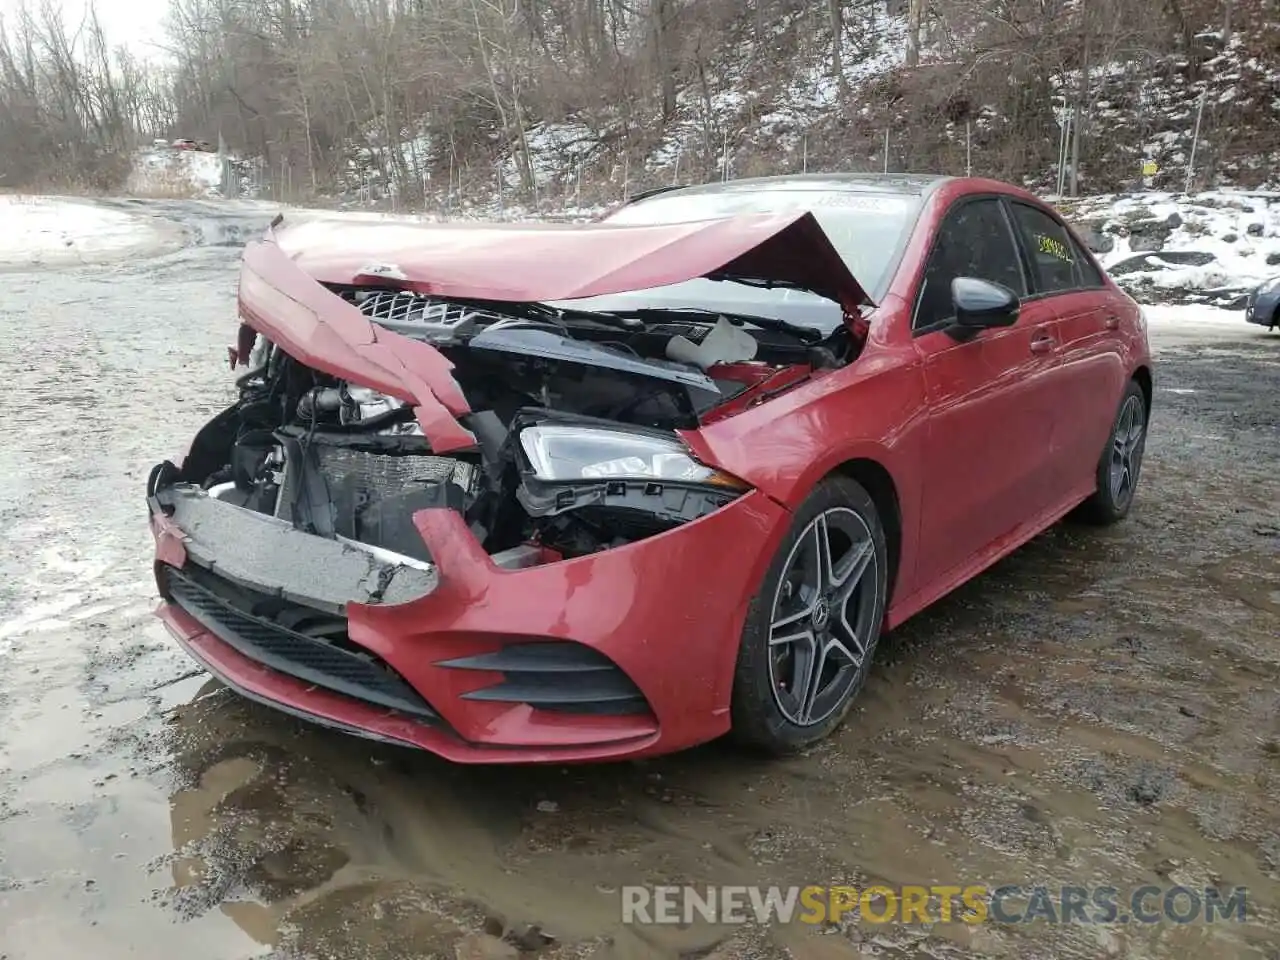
[1,200,1277,960]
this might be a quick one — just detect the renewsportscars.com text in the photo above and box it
[621,884,1248,925]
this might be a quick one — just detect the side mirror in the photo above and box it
[950,277,1020,335]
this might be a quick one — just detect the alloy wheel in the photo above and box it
[1109,393,1146,507]
[766,507,880,727]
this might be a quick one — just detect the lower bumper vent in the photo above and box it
[162,564,437,720]
[438,642,650,716]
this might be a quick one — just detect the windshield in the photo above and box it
[549,186,921,334]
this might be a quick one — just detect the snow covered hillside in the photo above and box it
[1061,191,1280,306]
[319,2,1278,217]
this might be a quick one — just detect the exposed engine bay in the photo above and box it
[331,284,854,426]
[162,286,858,567]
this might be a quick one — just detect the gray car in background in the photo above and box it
[1245,276,1280,331]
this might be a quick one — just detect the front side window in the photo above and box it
[1010,203,1082,294]
[914,199,1026,331]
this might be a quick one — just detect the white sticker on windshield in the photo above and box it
[813,194,913,212]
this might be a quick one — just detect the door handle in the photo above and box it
[1030,335,1056,354]
[1104,314,1120,330]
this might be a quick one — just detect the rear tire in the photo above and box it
[730,476,888,754]
[1080,379,1147,525]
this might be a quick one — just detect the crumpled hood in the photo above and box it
[273,211,871,308]
[236,211,870,456]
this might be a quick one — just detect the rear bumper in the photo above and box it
[153,489,789,763]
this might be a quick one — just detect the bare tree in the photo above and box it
[1,0,1273,200]
[828,0,849,97]
[650,0,676,121]
[906,0,925,67]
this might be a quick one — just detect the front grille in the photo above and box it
[340,288,503,341]
[314,446,478,499]
[162,564,437,720]
[439,641,651,716]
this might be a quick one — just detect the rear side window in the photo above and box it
[1010,203,1081,294]
[1071,235,1106,287]
[914,198,1026,330]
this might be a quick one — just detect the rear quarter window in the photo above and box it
[1070,235,1106,287]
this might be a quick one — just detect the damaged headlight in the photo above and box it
[519,424,744,487]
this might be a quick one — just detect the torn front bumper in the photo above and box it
[155,485,442,611]
[151,477,790,763]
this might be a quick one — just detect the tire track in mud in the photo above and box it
[2,210,1279,960]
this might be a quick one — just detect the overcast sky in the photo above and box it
[0,0,172,59]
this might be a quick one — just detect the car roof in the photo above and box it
[627,173,952,205]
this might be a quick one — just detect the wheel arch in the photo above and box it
[829,458,903,606]
[1131,364,1153,414]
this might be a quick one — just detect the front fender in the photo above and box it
[680,343,930,605]
[681,344,926,510]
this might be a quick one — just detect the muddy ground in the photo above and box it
[0,200,1277,960]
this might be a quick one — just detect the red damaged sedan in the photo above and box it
[148,173,1152,762]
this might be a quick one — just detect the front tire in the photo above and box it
[1081,379,1147,525]
[730,476,888,754]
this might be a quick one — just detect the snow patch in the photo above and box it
[1144,304,1248,327]
[758,13,907,149]
[0,195,177,269]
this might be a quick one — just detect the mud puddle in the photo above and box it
[1,206,1277,959]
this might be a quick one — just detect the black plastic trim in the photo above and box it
[162,564,438,720]
[439,641,651,716]
[190,649,429,749]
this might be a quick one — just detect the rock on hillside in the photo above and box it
[1061,191,1280,306]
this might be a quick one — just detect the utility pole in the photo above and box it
[1069,4,1090,197]
[1186,87,1208,193]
